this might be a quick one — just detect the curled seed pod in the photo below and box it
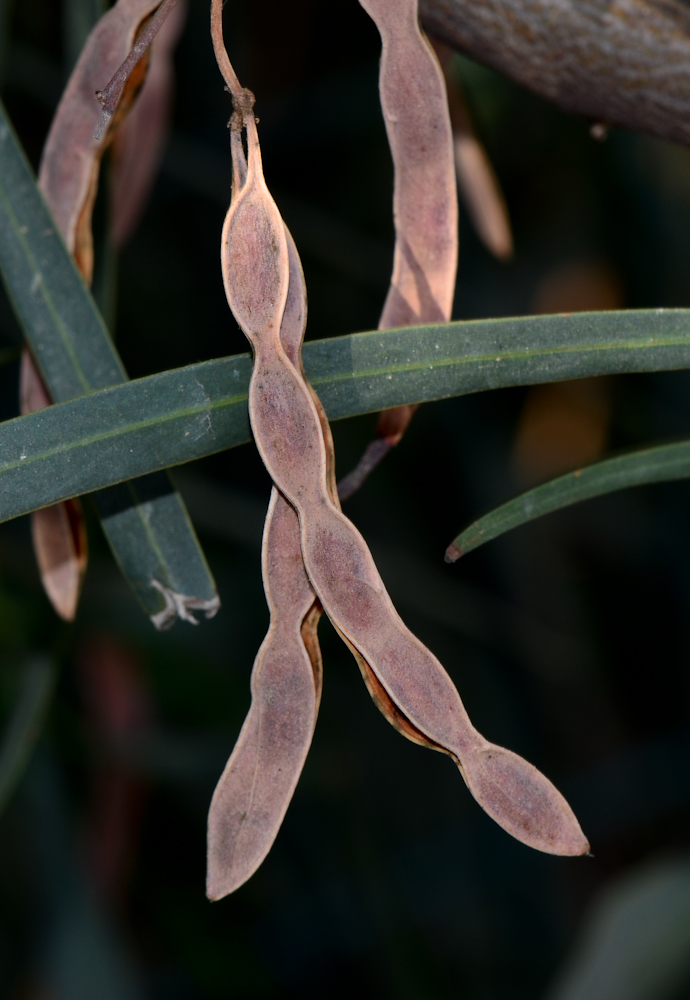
[214,8,588,864]
[110,0,188,248]
[338,0,458,501]
[40,0,162,281]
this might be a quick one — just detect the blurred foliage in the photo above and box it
[2,1,690,998]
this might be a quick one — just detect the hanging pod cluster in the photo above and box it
[206,0,589,900]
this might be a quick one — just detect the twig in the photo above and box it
[420,0,690,150]
[94,0,180,140]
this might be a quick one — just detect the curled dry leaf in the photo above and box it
[208,2,588,899]
[338,0,458,501]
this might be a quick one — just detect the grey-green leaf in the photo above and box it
[0,310,689,525]
[0,99,218,627]
[446,439,690,560]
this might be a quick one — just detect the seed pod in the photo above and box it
[110,0,188,248]
[207,227,325,900]
[22,0,160,621]
[338,0,458,501]
[40,0,162,281]
[213,4,588,870]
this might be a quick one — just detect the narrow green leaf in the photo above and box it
[0,656,56,815]
[0,99,218,627]
[0,310,688,525]
[307,307,690,417]
[447,439,690,560]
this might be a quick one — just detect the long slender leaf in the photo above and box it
[0,656,55,815]
[446,439,690,560]
[0,310,689,524]
[0,99,218,627]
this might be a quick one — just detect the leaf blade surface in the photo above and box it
[0,310,688,522]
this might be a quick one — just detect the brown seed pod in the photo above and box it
[40,0,162,281]
[207,225,325,900]
[338,0,458,501]
[22,0,162,621]
[110,0,188,248]
[212,2,588,877]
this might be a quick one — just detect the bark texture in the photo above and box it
[420,0,690,147]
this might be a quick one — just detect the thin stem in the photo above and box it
[210,0,255,135]
[210,0,242,97]
[93,0,180,140]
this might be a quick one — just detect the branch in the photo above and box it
[420,0,690,147]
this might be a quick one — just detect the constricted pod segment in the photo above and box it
[207,223,325,900]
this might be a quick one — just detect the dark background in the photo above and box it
[1,0,690,997]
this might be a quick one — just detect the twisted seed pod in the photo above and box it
[207,122,341,894]
[207,224,325,900]
[338,0,458,501]
[217,95,587,859]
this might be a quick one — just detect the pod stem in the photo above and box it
[94,0,180,140]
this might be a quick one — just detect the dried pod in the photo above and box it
[206,487,321,899]
[208,227,324,900]
[40,0,162,280]
[110,0,188,247]
[338,0,458,500]
[213,4,588,887]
